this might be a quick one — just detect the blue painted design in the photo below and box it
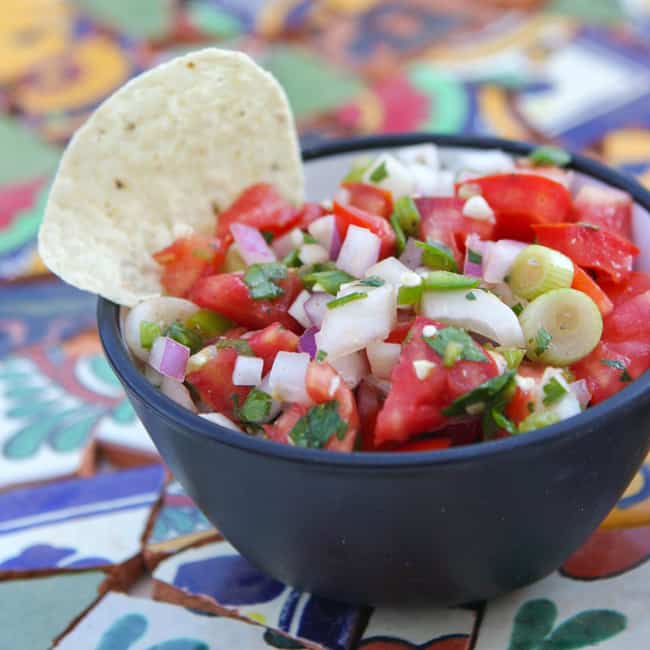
[147,641,209,650]
[0,544,75,570]
[97,614,147,650]
[297,595,360,650]
[173,553,285,606]
[278,588,302,631]
[619,464,650,509]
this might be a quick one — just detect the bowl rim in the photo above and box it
[98,132,650,468]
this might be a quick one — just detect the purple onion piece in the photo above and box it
[298,326,319,360]
[399,237,423,269]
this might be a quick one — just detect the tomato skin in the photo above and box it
[386,317,415,344]
[306,361,360,452]
[263,404,308,445]
[294,201,326,229]
[153,235,226,298]
[603,291,650,342]
[572,185,632,239]
[216,183,299,242]
[188,271,304,333]
[357,379,384,451]
[186,348,250,419]
[533,223,639,284]
[342,182,393,218]
[456,173,571,241]
[394,436,452,452]
[505,363,543,425]
[332,201,396,259]
[373,317,498,448]
[602,272,650,306]
[572,266,613,317]
[415,197,495,266]
[247,323,299,374]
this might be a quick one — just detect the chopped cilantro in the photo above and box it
[139,321,161,349]
[488,408,516,435]
[603,358,634,383]
[528,401,535,414]
[243,262,287,300]
[389,211,406,256]
[302,232,317,244]
[534,327,552,356]
[164,321,203,354]
[467,249,483,265]
[289,401,347,448]
[369,161,388,183]
[238,388,273,424]
[542,377,568,406]
[528,145,571,168]
[305,270,355,295]
[424,326,488,364]
[317,350,327,362]
[261,230,274,244]
[216,338,254,356]
[326,292,368,310]
[621,369,632,382]
[512,303,524,317]
[281,249,302,268]
[360,276,385,287]
[443,370,516,417]
[415,240,459,272]
[466,291,477,301]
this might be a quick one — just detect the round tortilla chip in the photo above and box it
[38,48,304,306]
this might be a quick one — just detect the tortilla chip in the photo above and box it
[38,48,304,306]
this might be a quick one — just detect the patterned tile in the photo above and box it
[0,570,106,650]
[57,591,305,649]
[153,541,362,650]
[601,455,650,529]
[0,465,164,576]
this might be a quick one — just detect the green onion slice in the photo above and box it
[528,145,571,168]
[508,245,574,300]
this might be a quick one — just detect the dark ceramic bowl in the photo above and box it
[98,134,650,605]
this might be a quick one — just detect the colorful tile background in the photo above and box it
[2,0,650,647]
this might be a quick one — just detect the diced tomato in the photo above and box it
[601,272,650,306]
[153,235,226,298]
[456,173,572,241]
[603,291,650,342]
[189,271,304,332]
[216,183,300,243]
[386,316,415,344]
[572,340,650,404]
[294,201,326,229]
[356,379,384,451]
[572,185,633,239]
[394,436,452,452]
[186,348,250,419]
[342,182,393,219]
[415,197,495,266]
[332,201,396,259]
[571,266,613,317]
[305,361,360,452]
[505,363,544,426]
[514,162,572,188]
[247,323,299,374]
[373,317,498,448]
[263,404,308,445]
[533,223,639,284]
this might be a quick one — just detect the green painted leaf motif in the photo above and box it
[7,398,60,419]
[263,629,307,649]
[4,386,43,400]
[89,355,122,388]
[112,400,136,424]
[160,508,199,536]
[542,610,626,649]
[96,613,147,650]
[509,599,558,650]
[147,640,209,650]
[3,420,52,459]
[50,413,97,452]
[0,370,32,383]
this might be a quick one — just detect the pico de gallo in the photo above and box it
[123,144,650,452]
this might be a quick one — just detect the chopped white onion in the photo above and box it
[482,239,528,284]
[366,340,401,380]
[259,374,283,421]
[268,351,312,405]
[569,379,592,410]
[434,170,456,197]
[299,243,329,265]
[200,412,242,432]
[308,215,336,249]
[230,223,277,265]
[397,143,439,169]
[144,365,163,387]
[304,292,331,327]
[148,336,190,381]
[362,153,415,197]
[421,289,525,348]
[316,284,397,359]
[271,228,304,258]
[462,195,495,222]
[124,297,198,362]
[232,355,263,386]
[409,163,439,196]
[337,225,381,277]
[288,290,312,329]
[161,376,196,412]
[186,345,217,374]
[365,257,412,286]
[329,351,369,389]
[443,148,514,176]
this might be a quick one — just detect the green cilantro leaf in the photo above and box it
[302,232,317,244]
[164,321,203,354]
[301,266,354,295]
[415,240,459,272]
[216,339,254,356]
[243,263,288,300]
[359,276,385,287]
[326,292,368,310]
[289,401,347,448]
[466,291,477,301]
[621,369,632,382]
[369,161,388,183]
[442,370,516,417]
[600,359,625,370]
[528,145,571,168]
[281,249,302,268]
[534,327,552,356]
[238,388,273,424]
[316,350,327,362]
[424,326,488,365]
[467,248,483,265]
[261,230,274,244]
[542,377,568,406]
[512,303,524,317]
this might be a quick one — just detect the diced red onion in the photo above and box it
[329,221,342,259]
[483,239,527,283]
[366,340,401,380]
[288,290,312,329]
[304,292,331,328]
[298,326,319,359]
[268,351,312,405]
[569,379,592,410]
[271,228,303,258]
[336,225,380,277]
[148,336,190,381]
[399,237,423,270]
[232,355,263,386]
[161,376,196,412]
[464,234,487,278]
[230,223,276,265]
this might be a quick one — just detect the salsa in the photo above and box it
[123,145,650,452]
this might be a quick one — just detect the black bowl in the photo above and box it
[98,134,650,605]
